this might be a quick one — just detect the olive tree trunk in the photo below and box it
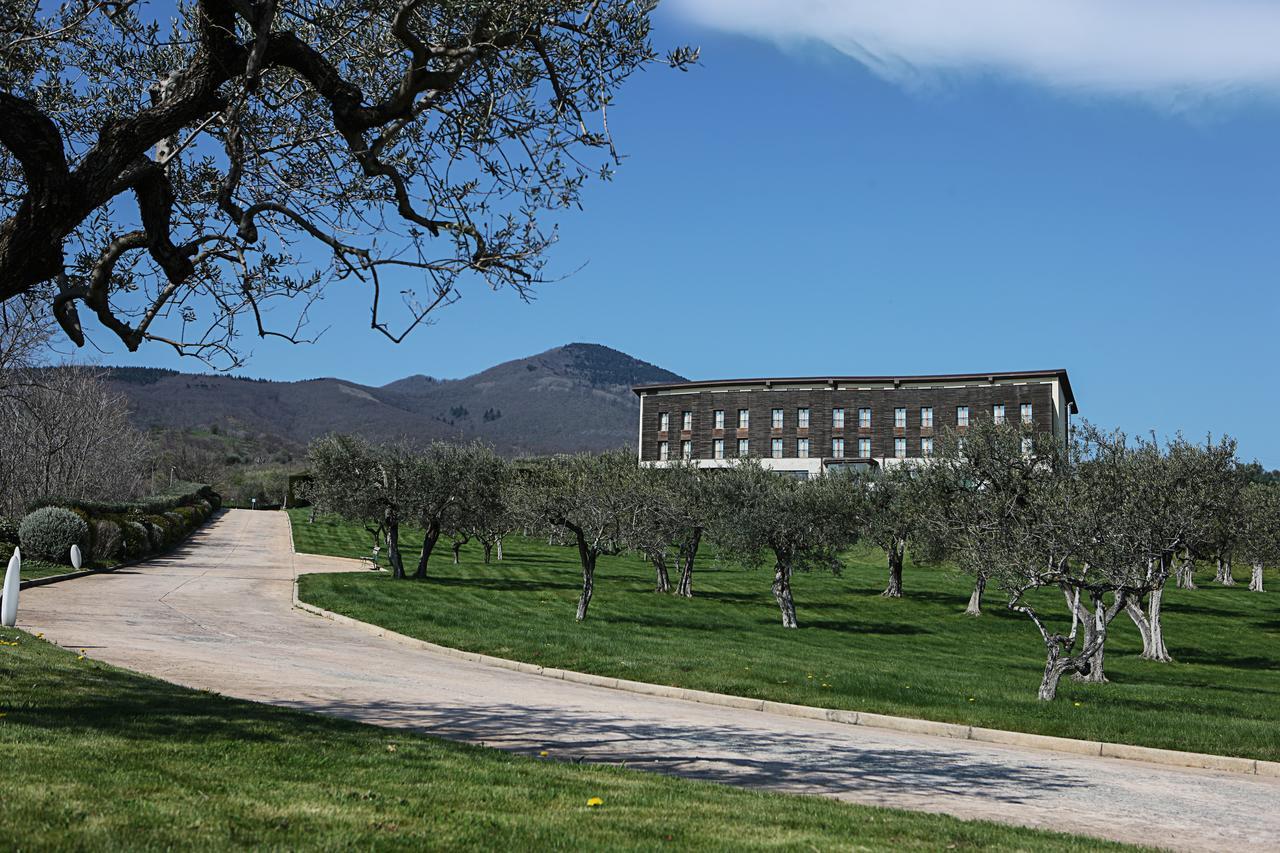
[1175,553,1197,589]
[575,534,598,622]
[1064,585,1107,683]
[653,554,671,593]
[1215,554,1236,586]
[1250,561,1265,593]
[965,573,986,616]
[1125,586,1173,662]
[386,518,406,580]
[675,528,701,598]
[413,521,440,579]
[495,537,504,561]
[451,538,465,565]
[772,557,798,629]
[882,538,905,598]
[482,539,493,564]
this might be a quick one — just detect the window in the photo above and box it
[894,437,907,459]
[738,438,750,457]
[832,407,845,428]
[738,409,750,429]
[957,406,970,428]
[713,438,725,459]
[831,438,845,458]
[798,438,810,458]
[771,438,783,458]
[894,407,907,429]
[714,409,725,430]
[858,438,872,458]
[681,411,692,432]
[659,412,669,432]
[993,404,1006,425]
[858,407,872,429]
[1021,403,1033,424]
[1021,436,1034,455]
[798,408,810,429]
[658,441,669,461]
[921,437,934,457]
[772,408,784,429]
[681,440,693,460]
[921,407,933,429]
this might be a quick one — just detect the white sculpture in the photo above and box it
[2,547,19,628]
[70,544,82,570]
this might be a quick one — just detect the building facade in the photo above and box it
[633,370,1077,476]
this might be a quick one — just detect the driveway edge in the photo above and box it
[290,575,1278,779]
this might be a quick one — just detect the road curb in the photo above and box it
[289,575,1279,779]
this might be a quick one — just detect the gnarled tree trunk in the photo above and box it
[1215,554,1236,586]
[575,534,597,622]
[482,539,493,564]
[451,537,466,565]
[675,528,701,598]
[1175,553,1197,589]
[965,572,986,616]
[413,520,440,579]
[1250,561,1265,592]
[653,554,671,593]
[882,538,904,598]
[1065,586,1107,683]
[495,537,504,561]
[1125,586,1173,662]
[386,518,405,579]
[772,558,798,628]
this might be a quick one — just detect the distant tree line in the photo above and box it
[302,418,1278,702]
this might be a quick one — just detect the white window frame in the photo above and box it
[681,410,692,432]
[894,407,907,429]
[921,407,933,429]
[738,409,750,429]
[831,438,845,458]
[858,438,872,458]
[714,409,725,430]
[681,440,693,460]
[921,437,933,457]
[659,412,669,432]
[994,404,1006,425]
[798,408,810,429]
[832,408,845,429]
[713,438,725,459]
[957,406,970,428]
[738,438,750,457]
[858,407,872,429]
[1021,403,1033,424]
[798,438,810,458]
[772,408,784,429]
[658,441,669,461]
[894,437,907,459]
[771,438,784,458]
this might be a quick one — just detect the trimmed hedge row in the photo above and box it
[6,486,222,567]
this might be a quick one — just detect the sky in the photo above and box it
[96,2,1280,465]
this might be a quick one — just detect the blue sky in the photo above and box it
[109,3,1280,465]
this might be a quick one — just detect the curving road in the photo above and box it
[19,509,1280,851]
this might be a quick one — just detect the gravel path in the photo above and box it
[19,509,1279,851]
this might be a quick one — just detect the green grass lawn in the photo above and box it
[0,628,1128,851]
[292,509,1280,763]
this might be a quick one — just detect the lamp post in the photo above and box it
[2,547,19,627]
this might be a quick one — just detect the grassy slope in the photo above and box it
[0,629,1126,851]
[292,509,1280,763]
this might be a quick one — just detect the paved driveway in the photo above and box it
[19,509,1280,851]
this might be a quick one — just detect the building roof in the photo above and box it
[633,369,1078,414]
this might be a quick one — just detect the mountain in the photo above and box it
[103,343,685,456]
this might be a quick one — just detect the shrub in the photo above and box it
[91,519,123,564]
[0,517,18,543]
[143,516,171,551]
[19,507,89,565]
[122,521,150,558]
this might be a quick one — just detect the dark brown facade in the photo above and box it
[634,372,1074,466]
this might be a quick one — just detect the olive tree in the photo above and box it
[2,1,693,367]
[855,464,939,599]
[708,461,860,629]
[1238,483,1280,593]
[438,444,510,566]
[628,461,713,595]
[514,450,641,622]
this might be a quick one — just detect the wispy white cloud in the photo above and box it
[672,0,1280,99]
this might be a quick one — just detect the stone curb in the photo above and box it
[289,575,1280,779]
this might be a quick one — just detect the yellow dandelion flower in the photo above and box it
[586,797,604,808]
[968,697,975,702]
[539,751,549,757]
[77,655,85,661]
[386,744,397,753]
[1073,702,1082,707]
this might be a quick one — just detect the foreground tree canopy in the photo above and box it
[1,0,693,366]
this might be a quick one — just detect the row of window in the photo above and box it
[658,403,1033,433]
[657,436,939,461]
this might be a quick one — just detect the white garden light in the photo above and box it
[2,547,19,628]
[70,544,82,570]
